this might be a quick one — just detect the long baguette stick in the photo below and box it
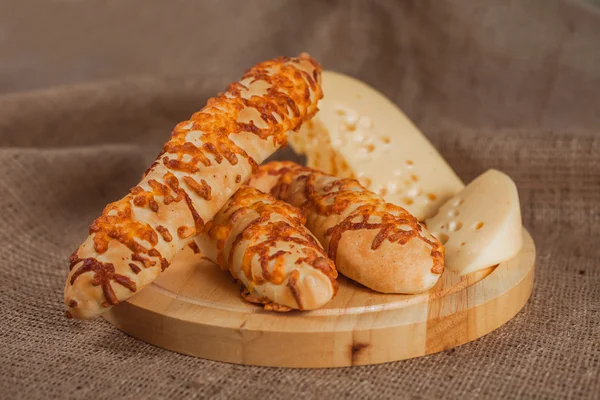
[194,185,337,311]
[65,54,323,319]
[248,161,444,294]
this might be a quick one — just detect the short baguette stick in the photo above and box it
[194,186,338,311]
[248,161,444,294]
[65,54,323,319]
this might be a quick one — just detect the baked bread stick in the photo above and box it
[65,54,323,319]
[248,161,444,294]
[195,185,338,311]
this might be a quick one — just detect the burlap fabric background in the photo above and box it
[1,1,598,399]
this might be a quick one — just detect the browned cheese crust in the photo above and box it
[196,185,338,311]
[65,55,323,319]
[248,161,444,294]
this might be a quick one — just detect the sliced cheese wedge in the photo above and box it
[289,70,464,221]
[425,169,523,275]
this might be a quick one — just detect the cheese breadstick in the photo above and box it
[248,161,444,294]
[194,185,338,311]
[65,54,323,319]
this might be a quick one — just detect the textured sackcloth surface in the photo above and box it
[0,1,599,399]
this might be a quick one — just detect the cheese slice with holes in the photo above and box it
[289,71,464,221]
[425,169,523,275]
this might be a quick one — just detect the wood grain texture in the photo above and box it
[104,229,535,368]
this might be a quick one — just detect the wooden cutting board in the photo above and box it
[104,229,535,368]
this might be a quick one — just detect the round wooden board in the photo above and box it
[104,229,535,368]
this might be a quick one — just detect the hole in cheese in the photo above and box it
[474,221,485,230]
[359,116,374,129]
[344,114,358,125]
[449,221,463,232]
[437,232,450,244]
[452,198,464,207]
[448,209,459,217]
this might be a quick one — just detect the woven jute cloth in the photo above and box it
[1,1,599,399]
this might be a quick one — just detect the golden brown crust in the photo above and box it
[196,185,338,311]
[248,161,444,294]
[65,54,323,319]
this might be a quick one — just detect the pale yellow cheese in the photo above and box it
[289,70,464,221]
[425,169,523,275]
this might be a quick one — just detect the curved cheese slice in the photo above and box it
[289,70,464,221]
[425,169,523,275]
